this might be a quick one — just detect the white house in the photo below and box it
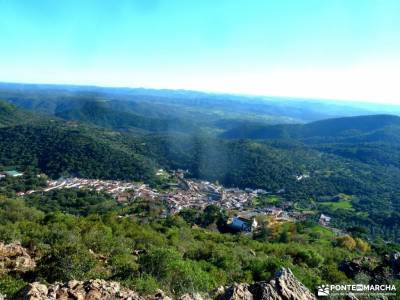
[319,214,331,226]
[227,216,258,232]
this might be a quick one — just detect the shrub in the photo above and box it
[139,248,216,294]
[132,274,159,295]
[355,238,370,253]
[36,243,98,282]
[0,275,26,297]
[335,235,356,251]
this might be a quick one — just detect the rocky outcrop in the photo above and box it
[21,268,314,300]
[148,290,173,300]
[341,254,400,284]
[22,279,144,300]
[22,282,178,300]
[218,284,253,300]
[251,268,316,300]
[179,293,205,300]
[339,256,376,279]
[0,241,35,274]
[218,268,316,300]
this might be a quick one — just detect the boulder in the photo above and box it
[219,283,253,300]
[24,283,48,300]
[180,293,205,300]
[22,279,144,300]
[210,286,226,299]
[0,241,36,274]
[277,268,316,300]
[148,289,172,300]
[218,268,316,300]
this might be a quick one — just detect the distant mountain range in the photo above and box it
[1,82,400,124]
[54,100,197,133]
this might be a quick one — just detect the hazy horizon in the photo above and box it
[3,80,400,109]
[1,0,400,104]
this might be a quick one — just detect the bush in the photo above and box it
[289,248,324,268]
[323,264,349,283]
[248,257,280,281]
[0,275,26,297]
[335,235,356,251]
[36,243,98,282]
[132,274,159,295]
[109,253,139,279]
[355,238,370,253]
[139,248,216,294]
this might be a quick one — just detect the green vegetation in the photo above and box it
[0,84,400,297]
[25,189,119,216]
[0,100,45,127]
[55,100,198,134]
[0,197,381,297]
[220,114,400,142]
[0,122,158,182]
[0,93,400,241]
[251,195,282,207]
[319,201,353,211]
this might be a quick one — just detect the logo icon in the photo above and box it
[356,284,363,292]
[317,285,330,297]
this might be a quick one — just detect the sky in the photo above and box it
[0,0,400,104]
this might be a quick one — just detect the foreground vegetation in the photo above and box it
[1,192,399,298]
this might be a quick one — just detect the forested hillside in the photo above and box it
[221,114,400,142]
[1,92,400,241]
[54,100,198,133]
[0,100,45,127]
[0,122,157,182]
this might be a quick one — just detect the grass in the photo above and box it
[319,201,353,210]
[251,195,282,207]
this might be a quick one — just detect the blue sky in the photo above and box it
[1,0,400,103]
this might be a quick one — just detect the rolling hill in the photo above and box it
[0,121,158,181]
[54,99,197,133]
[0,100,45,127]
[221,114,400,143]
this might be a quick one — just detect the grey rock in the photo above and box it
[180,293,205,300]
[219,283,253,300]
[219,268,316,300]
[21,280,144,300]
[0,241,36,274]
[21,268,315,300]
